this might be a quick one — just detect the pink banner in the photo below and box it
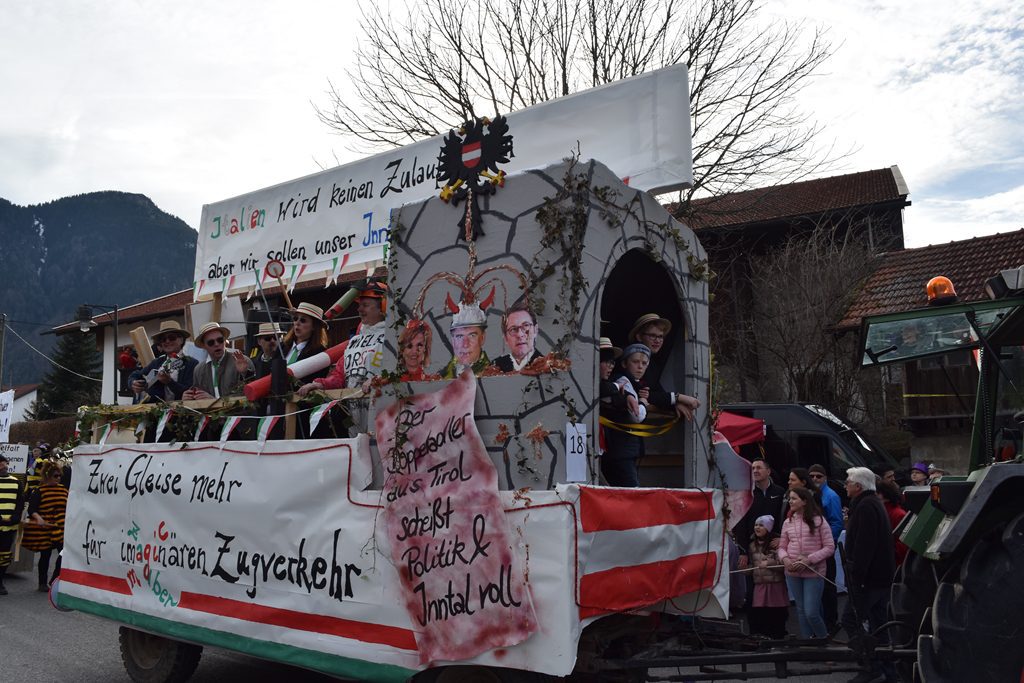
[375,371,538,664]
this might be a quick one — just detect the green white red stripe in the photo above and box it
[220,416,242,443]
[193,415,210,441]
[256,416,280,443]
[155,409,174,442]
[309,401,338,434]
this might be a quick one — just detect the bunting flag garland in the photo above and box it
[308,400,338,435]
[220,416,242,443]
[245,286,256,302]
[193,415,211,441]
[330,254,349,285]
[255,416,280,444]
[193,280,204,299]
[287,264,308,293]
[97,423,113,448]
[154,409,174,442]
[135,421,148,438]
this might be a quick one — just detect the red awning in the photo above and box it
[715,411,766,448]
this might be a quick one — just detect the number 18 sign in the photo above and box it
[565,422,588,483]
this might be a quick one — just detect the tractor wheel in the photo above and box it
[890,550,937,648]
[119,627,202,683]
[890,551,937,682]
[917,511,1024,682]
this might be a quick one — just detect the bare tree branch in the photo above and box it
[314,0,838,198]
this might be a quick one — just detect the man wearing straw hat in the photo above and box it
[184,322,254,400]
[252,322,284,379]
[628,313,700,420]
[128,321,198,403]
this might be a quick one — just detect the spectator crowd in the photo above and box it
[732,456,928,683]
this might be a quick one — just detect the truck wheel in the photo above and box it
[917,511,1024,682]
[119,627,202,683]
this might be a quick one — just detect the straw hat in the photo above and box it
[194,321,231,344]
[255,322,283,338]
[150,320,191,342]
[290,302,326,324]
[629,313,671,342]
[599,337,622,359]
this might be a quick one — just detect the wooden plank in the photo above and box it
[285,401,297,439]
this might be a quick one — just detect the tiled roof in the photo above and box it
[682,167,910,230]
[52,269,382,334]
[837,229,1024,330]
[0,384,40,400]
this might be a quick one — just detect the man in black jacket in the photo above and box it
[736,459,785,556]
[842,466,897,683]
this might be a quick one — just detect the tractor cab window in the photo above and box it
[861,302,1018,366]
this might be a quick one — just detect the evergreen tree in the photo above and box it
[27,331,102,420]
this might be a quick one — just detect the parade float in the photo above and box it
[53,67,914,681]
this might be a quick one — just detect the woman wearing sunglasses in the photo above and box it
[282,302,331,381]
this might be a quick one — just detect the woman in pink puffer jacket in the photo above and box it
[777,486,835,638]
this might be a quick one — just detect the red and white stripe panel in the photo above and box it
[574,486,727,620]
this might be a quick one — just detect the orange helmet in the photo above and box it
[926,276,957,305]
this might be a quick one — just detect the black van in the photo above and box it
[720,403,898,496]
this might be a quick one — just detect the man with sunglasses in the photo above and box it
[809,463,844,633]
[128,320,198,403]
[184,322,254,400]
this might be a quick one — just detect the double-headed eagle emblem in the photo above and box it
[437,116,513,241]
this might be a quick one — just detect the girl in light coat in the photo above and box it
[777,486,835,638]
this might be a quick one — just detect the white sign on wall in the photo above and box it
[0,389,14,442]
[0,443,29,474]
[194,65,693,299]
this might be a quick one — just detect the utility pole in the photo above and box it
[0,313,6,390]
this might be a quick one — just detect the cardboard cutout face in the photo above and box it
[502,310,538,363]
[452,325,485,366]
[401,330,428,375]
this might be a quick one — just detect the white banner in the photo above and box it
[194,65,693,298]
[58,438,726,678]
[0,443,28,474]
[0,389,13,442]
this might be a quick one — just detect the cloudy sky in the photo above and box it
[1,0,1021,249]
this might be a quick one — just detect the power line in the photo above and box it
[4,323,103,383]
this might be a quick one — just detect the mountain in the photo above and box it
[0,191,196,386]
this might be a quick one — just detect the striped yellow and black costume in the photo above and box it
[22,483,69,551]
[23,481,68,590]
[0,472,26,593]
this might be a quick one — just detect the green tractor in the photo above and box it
[860,269,1024,683]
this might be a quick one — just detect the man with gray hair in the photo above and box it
[441,302,490,378]
[842,466,897,683]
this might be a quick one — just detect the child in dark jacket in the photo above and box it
[747,515,789,638]
[601,343,650,487]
